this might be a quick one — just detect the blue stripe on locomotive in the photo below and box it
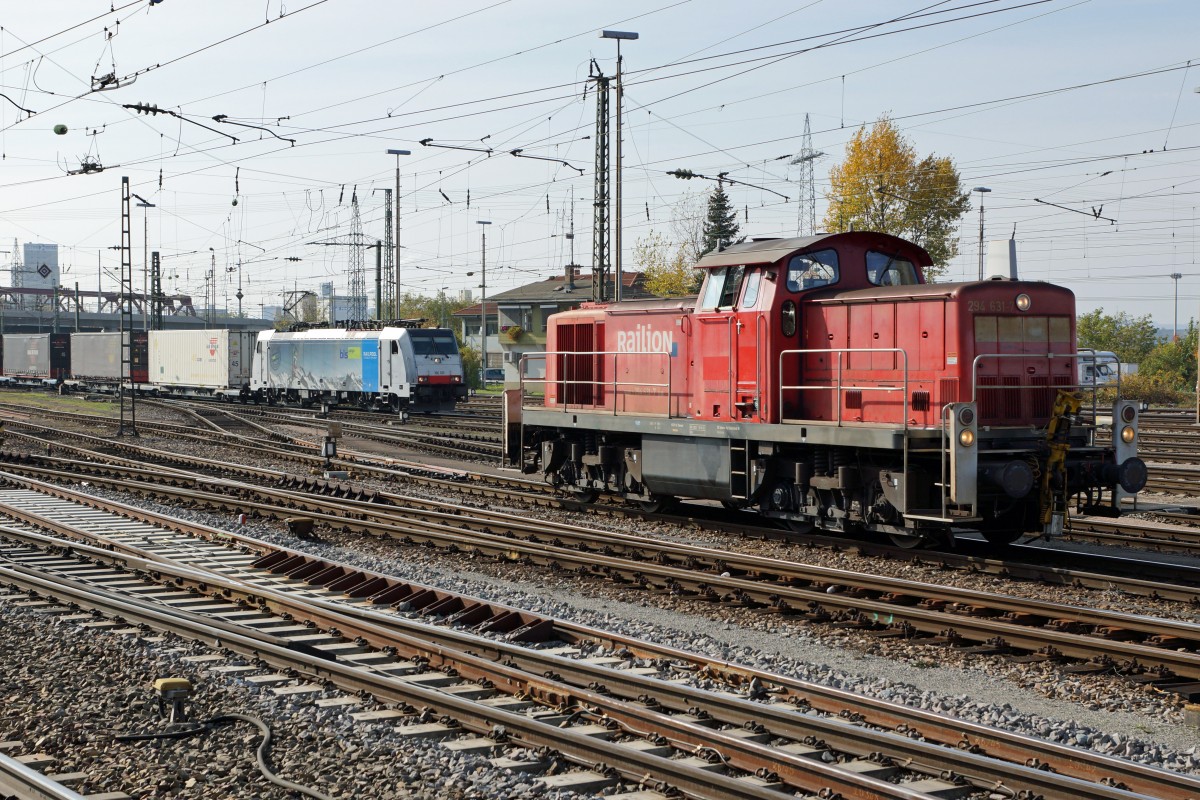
[361,338,379,392]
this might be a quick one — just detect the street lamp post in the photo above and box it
[387,149,411,318]
[477,220,492,384]
[601,30,637,303]
[973,186,991,281]
[132,193,154,329]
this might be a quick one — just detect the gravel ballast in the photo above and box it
[6,398,1200,788]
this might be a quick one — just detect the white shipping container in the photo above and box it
[149,329,255,389]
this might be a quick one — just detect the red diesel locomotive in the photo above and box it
[504,231,1148,546]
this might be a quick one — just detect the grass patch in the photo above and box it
[0,387,119,417]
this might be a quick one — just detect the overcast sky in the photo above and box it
[1,0,1197,325]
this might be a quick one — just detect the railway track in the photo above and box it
[0,480,1191,799]
[5,453,1200,694]
[0,750,90,800]
[10,412,1200,602]
[143,398,505,460]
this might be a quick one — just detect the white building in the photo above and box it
[317,281,359,323]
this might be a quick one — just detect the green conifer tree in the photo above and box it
[702,184,740,253]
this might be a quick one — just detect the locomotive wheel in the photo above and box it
[567,487,598,504]
[981,528,1024,545]
[637,495,675,514]
[782,518,814,534]
[887,530,929,549]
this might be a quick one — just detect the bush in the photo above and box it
[1098,371,1189,407]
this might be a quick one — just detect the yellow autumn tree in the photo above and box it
[823,116,970,279]
[634,230,701,297]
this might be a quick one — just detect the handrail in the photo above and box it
[971,351,1118,443]
[777,347,911,427]
[779,347,910,513]
[519,350,674,417]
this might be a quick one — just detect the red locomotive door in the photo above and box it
[695,313,735,419]
[732,269,764,421]
[691,266,744,422]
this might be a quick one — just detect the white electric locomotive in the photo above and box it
[251,324,467,413]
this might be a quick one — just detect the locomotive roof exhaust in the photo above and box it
[985,238,1018,281]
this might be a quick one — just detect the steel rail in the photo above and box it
[0,520,1170,800]
[0,751,87,800]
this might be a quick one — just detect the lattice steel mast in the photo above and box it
[791,114,824,237]
[118,176,137,436]
[590,62,611,302]
[347,190,366,321]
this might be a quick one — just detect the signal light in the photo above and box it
[1120,404,1136,423]
[959,429,975,447]
[1120,426,1135,444]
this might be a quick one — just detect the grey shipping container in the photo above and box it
[3,333,70,379]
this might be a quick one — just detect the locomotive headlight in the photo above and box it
[1120,404,1136,423]
[1015,293,1032,312]
[959,429,975,447]
[1121,425,1135,444]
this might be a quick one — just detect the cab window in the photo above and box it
[786,249,838,291]
[740,270,762,308]
[699,265,747,309]
[867,250,920,286]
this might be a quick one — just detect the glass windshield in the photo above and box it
[786,249,839,291]
[866,250,920,286]
[699,265,747,309]
[407,330,459,356]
